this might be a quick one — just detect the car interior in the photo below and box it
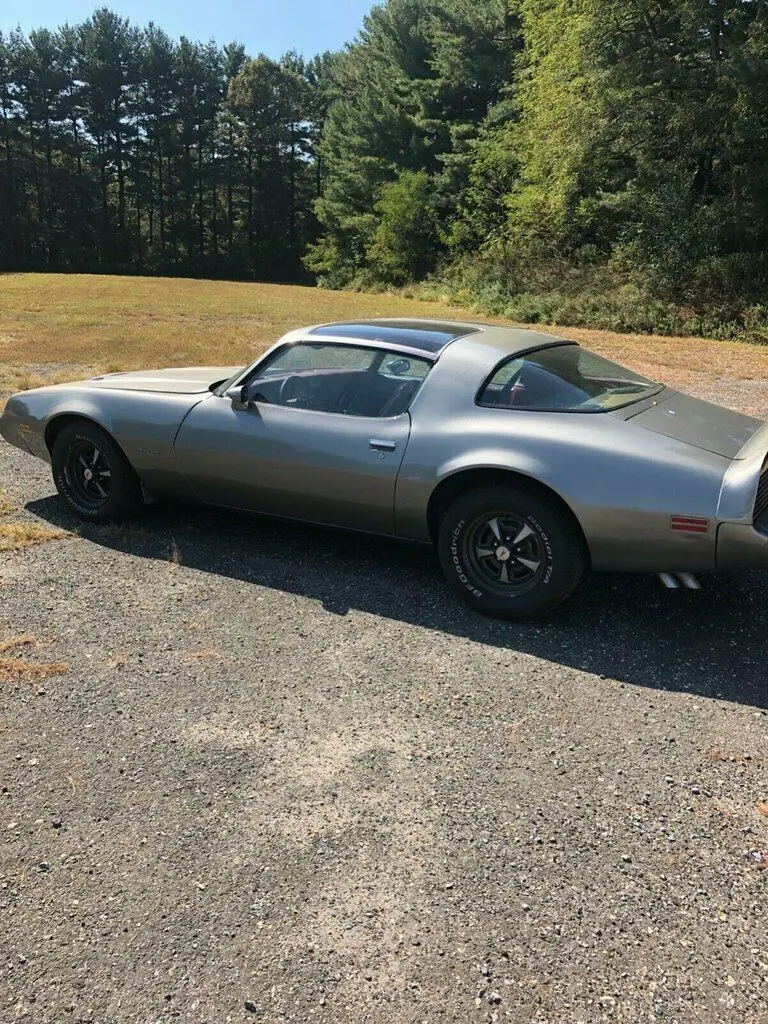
[481,360,592,409]
[480,353,659,411]
[248,355,429,418]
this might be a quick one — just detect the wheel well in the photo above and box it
[44,413,145,493]
[426,468,589,552]
[44,413,105,454]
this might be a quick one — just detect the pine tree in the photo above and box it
[308,0,520,285]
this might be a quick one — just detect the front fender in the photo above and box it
[0,395,38,456]
[7,386,203,499]
[30,396,118,463]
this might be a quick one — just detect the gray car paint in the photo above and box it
[626,390,763,459]
[174,400,411,534]
[2,318,768,575]
[82,366,239,394]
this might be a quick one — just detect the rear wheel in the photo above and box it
[51,421,144,523]
[437,483,587,619]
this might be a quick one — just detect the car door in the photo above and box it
[173,343,428,535]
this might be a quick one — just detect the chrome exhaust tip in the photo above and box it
[658,572,680,589]
[677,572,701,590]
[658,572,701,590]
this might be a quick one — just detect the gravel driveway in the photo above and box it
[2,386,768,1023]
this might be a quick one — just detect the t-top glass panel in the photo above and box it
[308,321,479,353]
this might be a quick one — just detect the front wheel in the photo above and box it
[51,421,145,523]
[437,484,588,619]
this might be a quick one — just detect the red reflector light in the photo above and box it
[670,515,709,533]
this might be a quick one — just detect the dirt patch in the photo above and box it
[0,634,36,654]
[0,635,66,683]
[0,656,67,683]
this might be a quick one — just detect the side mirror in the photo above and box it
[225,384,249,406]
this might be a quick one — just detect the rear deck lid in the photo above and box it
[627,390,764,459]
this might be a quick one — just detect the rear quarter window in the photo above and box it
[478,344,662,412]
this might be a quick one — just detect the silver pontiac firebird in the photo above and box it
[3,318,768,618]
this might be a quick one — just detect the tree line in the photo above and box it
[3,2,768,336]
[0,8,335,279]
[310,0,768,336]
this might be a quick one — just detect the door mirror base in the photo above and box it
[225,384,249,407]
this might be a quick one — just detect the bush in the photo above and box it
[366,171,441,285]
[742,305,768,344]
[418,259,757,340]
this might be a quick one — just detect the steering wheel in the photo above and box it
[278,374,303,406]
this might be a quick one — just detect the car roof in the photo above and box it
[302,318,576,361]
[305,319,481,357]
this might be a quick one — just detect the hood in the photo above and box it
[82,366,240,395]
[627,390,764,459]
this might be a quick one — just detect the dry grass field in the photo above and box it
[2,272,768,415]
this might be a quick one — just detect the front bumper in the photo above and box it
[0,399,34,456]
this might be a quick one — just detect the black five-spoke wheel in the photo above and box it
[465,513,546,594]
[437,482,588,619]
[64,440,113,509]
[51,420,144,523]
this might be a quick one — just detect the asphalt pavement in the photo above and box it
[1,442,767,1024]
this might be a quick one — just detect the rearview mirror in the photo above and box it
[388,358,411,376]
[225,384,249,406]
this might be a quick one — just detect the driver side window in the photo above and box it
[249,342,431,417]
[259,343,376,375]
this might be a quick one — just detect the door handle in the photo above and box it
[369,438,397,452]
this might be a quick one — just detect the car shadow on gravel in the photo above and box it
[27,495,768,710]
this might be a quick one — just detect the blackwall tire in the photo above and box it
[437,483,587,619]
[51,421,145,523]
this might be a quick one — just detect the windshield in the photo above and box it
[479,343,663,412]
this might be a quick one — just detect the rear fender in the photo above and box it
[718,421,768,522]
[398,436,725,571]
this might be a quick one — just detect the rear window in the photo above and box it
[478,344,663,412]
